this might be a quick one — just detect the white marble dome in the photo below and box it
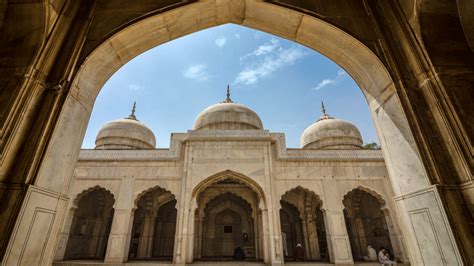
[95,104,156,150]
[301,105,363,149]
[193,86,263,130]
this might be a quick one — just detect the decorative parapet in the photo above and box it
[272,133,383,161]
[78,130,383,161]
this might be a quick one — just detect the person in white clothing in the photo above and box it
[378,248,397,265]
[366,245,377,261]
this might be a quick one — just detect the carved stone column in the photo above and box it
[325,209,354,264]
[105,176,135,263]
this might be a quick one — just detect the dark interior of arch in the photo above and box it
[202,192,255,259]
[128,188,177,260]
[280,187,328,261]
[64,189,115,260]
[343,189,393,261]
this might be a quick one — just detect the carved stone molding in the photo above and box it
[78,130,383,162]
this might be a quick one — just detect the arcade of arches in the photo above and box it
[0,0,473,265]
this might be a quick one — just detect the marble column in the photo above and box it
[304,213,320,260]
[137,213,154,258]
[325,209,354,264]
[104,176,134,263]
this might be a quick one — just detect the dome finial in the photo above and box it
[319,101,332,120]
[127,101,137,120]
[223,84,233,103]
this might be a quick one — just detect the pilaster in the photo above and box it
[104,176,134,263]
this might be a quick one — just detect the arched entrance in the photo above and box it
[280,187,328,262]
[193,172,265,261]
[343,187,393,261]
[128,187,177,261]
[19,1,461,265]
[63,187,115,260]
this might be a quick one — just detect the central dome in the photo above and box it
[193,85,263,130]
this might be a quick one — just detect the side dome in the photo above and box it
[300,103,363,149]
[95,103,156,149]
[193,85,263,130]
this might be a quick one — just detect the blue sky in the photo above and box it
[82,24,379,148]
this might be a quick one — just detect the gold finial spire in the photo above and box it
[127,101,137,120]
[223,84,233,103]
[319,101,332,120]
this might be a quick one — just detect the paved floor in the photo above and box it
[54,261,409,266]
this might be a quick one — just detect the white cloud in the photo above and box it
[128,84,141,91]
[215,37,227,47]
[183,64,209,81]
[312,69,346,90]
[235,39,307,85]
[241,38,279,61]
[234,33,240,39]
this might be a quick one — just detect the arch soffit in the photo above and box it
[71,0,393,113]
[72,185,116,208]
[134,185,176,209]
[192,170,266,208]
[199,186,257,211]
[342,185,387,209]
[281,185,324,211]
[204,191,254,213]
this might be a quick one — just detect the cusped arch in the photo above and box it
[204,191,254,213]
[72,185,116,208]
[281,186,324,210]
[133,185,176,210]
[343,185,386,208]
[192,170,266,208]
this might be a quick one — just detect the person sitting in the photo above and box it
[233,247,246,260]
[295,243,304,261]
[363,245,377,261]
[378,248,397,265]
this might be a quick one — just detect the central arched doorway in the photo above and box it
[194,173,264,261]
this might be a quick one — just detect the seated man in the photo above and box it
[365,245,377,261]
[378,248,397,265]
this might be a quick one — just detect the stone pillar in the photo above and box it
[260,208,271,263]
[325,209,354,264]
[252,210,260,259]
[137,213,154,258]
[304,213,320,260]
[104,176,134,263]
[372,94,463,265]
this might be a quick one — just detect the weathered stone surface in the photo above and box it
[0,0,472,265]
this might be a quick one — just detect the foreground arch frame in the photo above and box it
[3,1,462,265]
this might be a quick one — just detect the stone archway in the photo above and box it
[63,187,115,260]
[280,186,328,262]
[128,186,177,261]
[13,1,459,265]
[194,175,263,261]
[343,187,393,262]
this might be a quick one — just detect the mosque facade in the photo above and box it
[54,88,408,265]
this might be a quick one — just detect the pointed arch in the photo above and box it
[192,170,266,208]
[133,185,176,210]
[343,185,386,208]
[72,185,115,208]
[281,186,324,211]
